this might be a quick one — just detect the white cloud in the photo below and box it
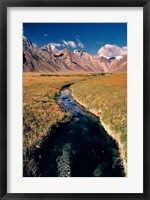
[43,34,48,37]
[53,43,61,47]
[76,38,84,48]
[78,42,84,48]
[97,44,127,58]
[78,41,84,48]
[62,40,76,48]
[69,41,76,48]
[62,40,68,46]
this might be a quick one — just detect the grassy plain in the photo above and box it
[23,72,127,174]
[23,72,94,156]
[71,72,127,171]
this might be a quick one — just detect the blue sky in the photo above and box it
[23,23,127,55]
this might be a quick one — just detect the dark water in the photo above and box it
[32,87,124,177]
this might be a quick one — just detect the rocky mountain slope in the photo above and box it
[23,36,127,72]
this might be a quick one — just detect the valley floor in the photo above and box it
[23,72,127,175]
[71,72,127,173]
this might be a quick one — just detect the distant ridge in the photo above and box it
[23,36,127,72]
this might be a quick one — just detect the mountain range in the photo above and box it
[23,36,127,73]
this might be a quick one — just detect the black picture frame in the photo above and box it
[0,0,150,199]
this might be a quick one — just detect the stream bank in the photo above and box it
[71,89,127,176]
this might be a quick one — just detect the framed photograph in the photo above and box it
[0,0,150,199]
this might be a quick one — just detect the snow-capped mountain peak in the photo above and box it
[116,55,123,60]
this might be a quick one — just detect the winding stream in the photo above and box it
[32,86,125,177]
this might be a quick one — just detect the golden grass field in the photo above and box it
[23,72,94,155]
[71,72,127,171]
[23,72,127,173]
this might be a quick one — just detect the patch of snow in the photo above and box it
[116,55,123,60]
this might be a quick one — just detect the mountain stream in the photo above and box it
[32,86,125,177]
